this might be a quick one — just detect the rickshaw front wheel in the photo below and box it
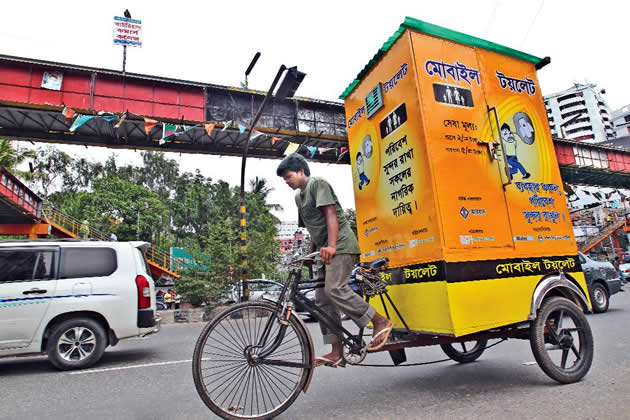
[440,339,488,363]
[530,297,594,384]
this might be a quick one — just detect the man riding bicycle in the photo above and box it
[277,153,393,367]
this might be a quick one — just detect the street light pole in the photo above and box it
[238,65,305,301]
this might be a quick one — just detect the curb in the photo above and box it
[158,306,230,324]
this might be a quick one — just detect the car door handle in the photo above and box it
[23,288,47,295]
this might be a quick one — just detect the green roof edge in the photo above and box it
[339,16,545,100]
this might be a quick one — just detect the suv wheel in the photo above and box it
[590,283,609,313]
[46,318,107,370]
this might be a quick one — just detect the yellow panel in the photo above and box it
[370,282,454,334]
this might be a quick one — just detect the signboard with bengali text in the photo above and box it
[113,16,142,47]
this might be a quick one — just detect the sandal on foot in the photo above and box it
[313,356,345,368]
[367,322,393,352]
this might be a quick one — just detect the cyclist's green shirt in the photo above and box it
[295,177,360,254]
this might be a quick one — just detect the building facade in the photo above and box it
[612,104,630,138]
[544,83,615,143]
[275,222,309,254]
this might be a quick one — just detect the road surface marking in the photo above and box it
[69,359,192,375]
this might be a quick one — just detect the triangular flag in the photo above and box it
[69,114,95,132]
[283,142,300,156]
[114,112,127,129]
[222,121,233,131]
[251,130,263,140]
[181,125,195,134]
[62,106,76,122]
[204,123,216,136]
[306,146,317,158]
[144,118,158,134]
[271,137,282,145]
[163,123,178,140]
[318,147,333,154]
[337,147,349,162]
[103,115,118,122]
[237,122,247,134]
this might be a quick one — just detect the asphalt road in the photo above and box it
[2,290,630,420]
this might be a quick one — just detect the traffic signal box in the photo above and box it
[341,17,588,336]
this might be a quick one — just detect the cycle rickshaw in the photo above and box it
[192,17,594,419]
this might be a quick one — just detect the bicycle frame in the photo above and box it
[255,263,366,366]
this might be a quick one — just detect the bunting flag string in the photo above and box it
[69,114,95,132]
[144,117,158,134]
[163,123,178,141]
[114,112,128,129]
[305,146,317,158]
[283,142,300,156]
[62,106,76,122]
[58,107,351,157]
[204,123,216,137]
[237,122,247,134]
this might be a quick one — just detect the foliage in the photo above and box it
[344,208,357,237]
[21,147,354,303]
[176,259,230,307]
[0,140,37,179]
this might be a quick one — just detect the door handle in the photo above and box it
[23,288,47,295]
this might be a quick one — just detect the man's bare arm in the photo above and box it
[320,205,338,264]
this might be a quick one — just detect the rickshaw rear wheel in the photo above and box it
[440,340,488,363]
[530,297,594,384]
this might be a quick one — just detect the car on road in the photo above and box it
[0,239,160,370]
[225,279,284,303]
[579,252,622,313]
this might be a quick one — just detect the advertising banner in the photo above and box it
[410,32,515,251]
[345,32,442,268]
[475,49,575,255]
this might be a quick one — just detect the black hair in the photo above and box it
[356,151,362,160]
[276,153,310,177]
[501,123,511,131]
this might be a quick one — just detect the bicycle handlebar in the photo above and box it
[291,251,321,265]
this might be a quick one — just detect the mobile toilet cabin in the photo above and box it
[342,17,589,336]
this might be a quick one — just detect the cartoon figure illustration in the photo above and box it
[513,111,536,145]
[445,86,453,104]
[500,123,531,179]
[453,88,461,105]
[356,151,370,190]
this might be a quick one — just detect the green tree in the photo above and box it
[57,175,169,242]
[344,208,357,237]
[0,140,37,178]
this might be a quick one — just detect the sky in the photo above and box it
[1,0,628,220]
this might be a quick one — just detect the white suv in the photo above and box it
[0,239,160,370]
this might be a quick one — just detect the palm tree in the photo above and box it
[0,140,37,178]
[248,176,283,212]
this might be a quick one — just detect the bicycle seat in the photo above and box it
[359,257,389,270]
